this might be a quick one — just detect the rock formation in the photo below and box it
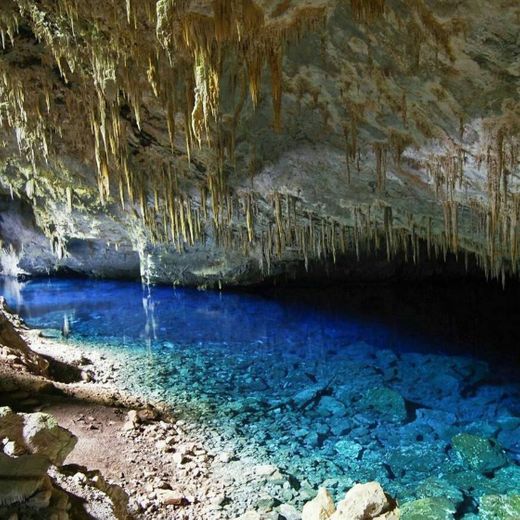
[0,406,131,519]
[301,482,400,519]
[0,406,76,516]
[0,296,49,376]
[0,0,518,285]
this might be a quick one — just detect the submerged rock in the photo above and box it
[451,433,508,473]
[359,387,407,422]
[400,497,456,520]
[414,477,464,506]
[317,396,346,417]
[479,494,520,519]
[334,439,363,459]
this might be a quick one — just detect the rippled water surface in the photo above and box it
[2,277,519,516]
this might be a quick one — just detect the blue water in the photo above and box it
[2,277,519,514]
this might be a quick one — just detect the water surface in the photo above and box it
[2,277,519,515]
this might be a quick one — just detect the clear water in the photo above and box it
[2,277,519,514]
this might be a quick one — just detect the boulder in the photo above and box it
[0,407,76,509]
[331,482,394,520]
[279,503,301,520]
[359,387,407,422]
[334,439,363,459]
[0,452,50,505]
[156,489,189,506]
[451,433,507,473]
[0,300,49,376]
[302,487,336,520]
[317,397,346,417]
[479,495,520,520]
[255,464,279,477]
[0,407,77,466]
[21,412,77,465]
[293,386,329,409]
[237,511,262,520]
[400,497,456,520]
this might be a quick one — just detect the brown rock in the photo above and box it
[156,489,189,506]
[302,487,336,520]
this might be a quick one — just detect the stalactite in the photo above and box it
[350,0,386,22]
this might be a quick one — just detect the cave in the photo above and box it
[0,1,519,519]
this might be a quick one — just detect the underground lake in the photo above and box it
[1,276,519,518]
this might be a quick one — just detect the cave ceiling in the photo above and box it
[0,0,519,284]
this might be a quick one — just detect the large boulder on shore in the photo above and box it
[302,482,399,520]
[331,482,399,520]
[0,297,49,376]
[0,406,77,465]
[0,406,76,507]
[302,487,336,520]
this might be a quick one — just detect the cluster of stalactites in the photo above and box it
[349,0,386,21]
[0,0,327,203]
[424,114,520,282]
[136,172,519,283]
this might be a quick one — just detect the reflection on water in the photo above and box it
[1,276,26,311]
[1,276,519,510]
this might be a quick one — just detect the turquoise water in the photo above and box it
[2,277,519,515]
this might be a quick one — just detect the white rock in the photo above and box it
[237,511,262,520]
[331,482,390,520]
[279,502,302,520]
[255,464,278,477]
[302,487,335,520]
[219,451,234,463]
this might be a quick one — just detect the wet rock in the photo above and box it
[414,477,464,505]
[451,433,508,473]
[491,466,520,494]
[360,387,407,422]
[301,487,335,520]
[316,397,346,417]
[387,444,447,478]
[479,494,520,519]
[331,482,397,520]
[293,386,329,410]
[400,497,456,520]
[334,439,362,459]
